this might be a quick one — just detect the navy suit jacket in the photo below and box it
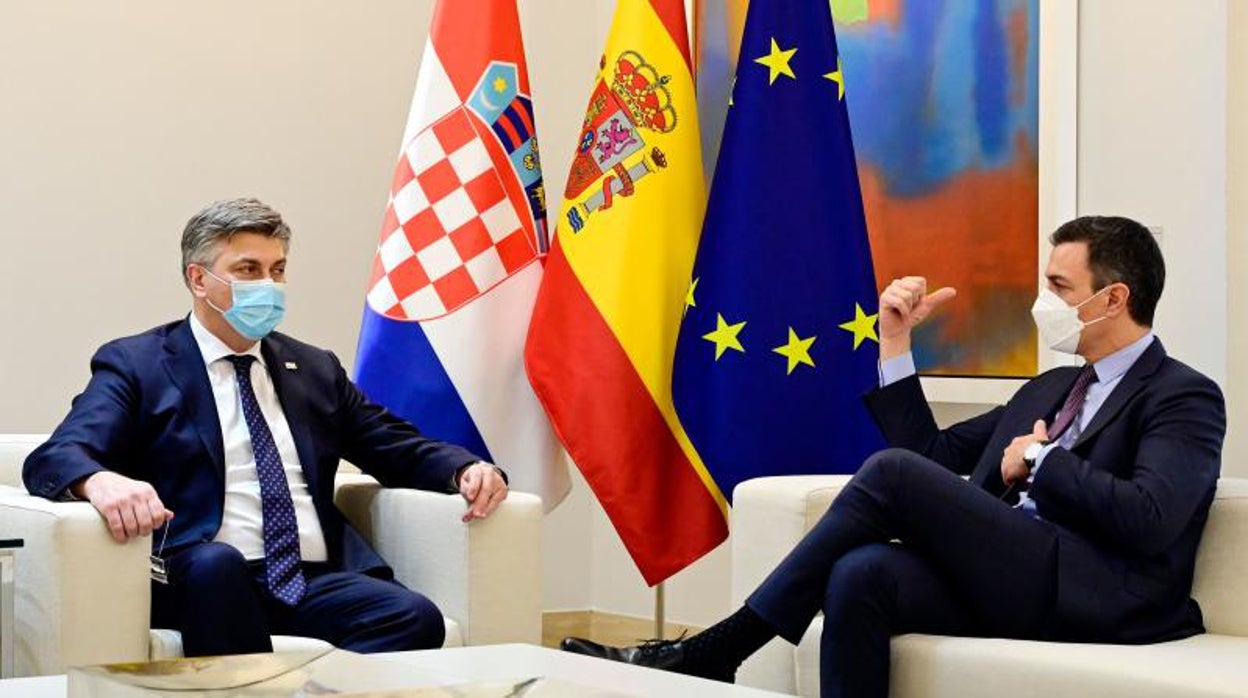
[863,338,1225,643]
[24,319,484,578]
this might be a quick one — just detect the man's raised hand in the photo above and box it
[878,276,957,359]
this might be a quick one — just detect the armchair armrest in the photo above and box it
[0,486,150,676]
[731,475,852,694]
[333,474,542,646]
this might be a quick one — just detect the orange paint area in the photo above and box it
[861,135,1039,376]
[864,0,902,28]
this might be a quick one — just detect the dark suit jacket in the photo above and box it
[863,338,1225,643]
[23,319,485,578]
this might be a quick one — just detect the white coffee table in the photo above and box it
[0,643,793,696]
[376,643,791,696]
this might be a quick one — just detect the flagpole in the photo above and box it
[654,582,666,638]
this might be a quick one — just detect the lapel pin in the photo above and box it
[285,362,298,370]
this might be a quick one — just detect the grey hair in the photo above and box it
[180,198,292,284]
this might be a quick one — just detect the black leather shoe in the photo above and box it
[559,636,734,683]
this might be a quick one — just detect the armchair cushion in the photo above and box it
[796,629,1248,698]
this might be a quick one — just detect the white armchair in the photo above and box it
[731,474,1248,698]
[0,434,542,677]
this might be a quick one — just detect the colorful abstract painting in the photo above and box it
[834,0,1040,376]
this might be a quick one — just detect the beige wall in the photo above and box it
[0,1,432,429]
[1228,0,1248,477]
[1078,0,1228,388]
[1078,0,1235,475]
[0,0,1240,630]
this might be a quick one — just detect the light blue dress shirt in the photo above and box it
[878,331,1156,516]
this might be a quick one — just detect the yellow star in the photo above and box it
[772,328,817,375]
[492,76,508,93]
[823,56,845,100]
[838,303,879,349]
[754,38,797,85]
[702,313,747,360]
[684,277,699,316]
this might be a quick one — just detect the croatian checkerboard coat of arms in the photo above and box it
[564,50,679,233]
[366,61,548,322]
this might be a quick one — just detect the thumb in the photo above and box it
[923,286,958,311]
[1033,419,1048,439]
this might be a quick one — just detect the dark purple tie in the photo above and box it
[226,355,306,606]
[1048,365,1098,441]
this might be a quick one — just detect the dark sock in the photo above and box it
[680,605,776,674]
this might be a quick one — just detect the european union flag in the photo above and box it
[672,0,885,503]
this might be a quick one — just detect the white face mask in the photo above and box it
[1031,286,1110,354]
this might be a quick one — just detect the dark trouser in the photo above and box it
[746,449,1060,698]
[150,542,445,657]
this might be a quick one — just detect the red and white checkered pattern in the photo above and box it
[367,107,537,321]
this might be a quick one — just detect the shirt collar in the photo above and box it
[1090,331,1154,384]
[189,312,264,368]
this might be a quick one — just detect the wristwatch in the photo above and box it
[1023,440,1050,471]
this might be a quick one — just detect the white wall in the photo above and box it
[0,0,1240,630]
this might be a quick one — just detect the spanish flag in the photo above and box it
[525,0,726,585]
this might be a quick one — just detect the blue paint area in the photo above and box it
[973,0,1009,161]
[835,0,1039,197]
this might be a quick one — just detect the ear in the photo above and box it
[186,265,209,299]
[1104,282,1131,318]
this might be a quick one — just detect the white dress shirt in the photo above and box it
[190,314,328,562]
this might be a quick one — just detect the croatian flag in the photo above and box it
[355,0,568,510]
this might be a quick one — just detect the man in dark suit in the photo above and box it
[562,216,1226,697]
[24,198,509,657]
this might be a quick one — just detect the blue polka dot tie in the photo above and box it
[226,355,306,606]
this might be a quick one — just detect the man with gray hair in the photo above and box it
[24,198,509,656]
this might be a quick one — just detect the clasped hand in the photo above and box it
[75,471,174,543]
[1001,419,1048,487]
[457,462,508,523]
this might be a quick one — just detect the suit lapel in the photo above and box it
[1071,338,1165,449]
[261,337,321,495]
[162,320,225,477]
